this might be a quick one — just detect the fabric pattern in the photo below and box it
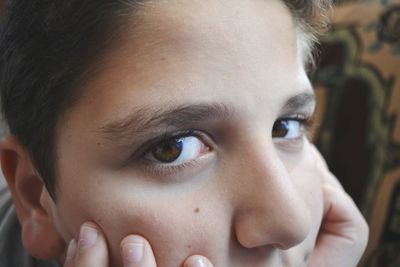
[312,0,400,265]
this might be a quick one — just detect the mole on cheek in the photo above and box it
[194,207,200,213]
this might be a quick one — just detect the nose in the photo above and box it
[231,144,311,250]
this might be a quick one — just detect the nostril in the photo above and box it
[271,243,285,250]
[268,228,310,250]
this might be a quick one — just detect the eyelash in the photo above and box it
[142,158,202,177]
[135,115,314,176]
[275,114,314,139]
[138,130,213,176]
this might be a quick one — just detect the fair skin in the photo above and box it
[0,0,368,266]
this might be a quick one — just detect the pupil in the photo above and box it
[152,138,183,163]
[272,121,289,137]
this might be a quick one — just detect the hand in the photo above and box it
[63,222,214,267]
[309,146,369,267]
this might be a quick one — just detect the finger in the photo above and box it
[63,239,77,267]
[322,184,368,239]
[72,222,109,267]
[310,184,369,267]
[121,235,157,267]
[183,255,214,267]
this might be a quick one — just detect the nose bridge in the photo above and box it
[232,142,311,249]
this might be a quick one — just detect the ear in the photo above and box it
[0,136,65,260]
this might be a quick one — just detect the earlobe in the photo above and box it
[22,192,66,260]
[0,136,65,260]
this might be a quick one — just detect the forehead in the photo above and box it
[131,0,297,52]
[60,0,312,140]
[78,0,304,105]
[122,0,298,62]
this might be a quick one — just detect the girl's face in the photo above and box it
[48,0,323,266]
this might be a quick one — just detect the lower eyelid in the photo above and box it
[140,151,216,179]
[273,136,305,152]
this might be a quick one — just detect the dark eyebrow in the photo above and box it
[97,102,234,141]
[281,91,316,112]
[97,91,315,143]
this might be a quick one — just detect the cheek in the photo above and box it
[104,201,224,266]
[54,179,230,267]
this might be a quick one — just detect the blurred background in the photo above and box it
[0,0,399,266]
[311,0,400,265]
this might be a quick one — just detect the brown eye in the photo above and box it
[151,138,183,163]
[145,135,210,166]
[272,119,303,139]
[272,120,289,138]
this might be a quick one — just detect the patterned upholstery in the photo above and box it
[312,0,400,265]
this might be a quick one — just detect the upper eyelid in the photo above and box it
[136,115,309,154]
[279,105,315,118]
[137,132,213,175]
[278,114,307,120]
[99,96,314,152]
[136,130,210,159]
[126,109,314,160]
[133,130,193,158]
[275,113,314,126]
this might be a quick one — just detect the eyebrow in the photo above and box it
[98,102,234,142]
[97,91,315,142]
[282,91,316,112]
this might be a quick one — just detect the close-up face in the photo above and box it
[47,0,324,266]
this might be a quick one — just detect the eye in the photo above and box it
[272,119,306,139]
[145,135,210,165]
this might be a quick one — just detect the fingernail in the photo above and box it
[66,239,77,261]
[188,258,207,267]
[79,224,98,250]
[122,241,144,266]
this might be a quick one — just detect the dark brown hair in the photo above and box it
[0,0,332,198]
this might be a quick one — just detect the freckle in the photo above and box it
[187,245,192,249]
[194,208,200,213]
